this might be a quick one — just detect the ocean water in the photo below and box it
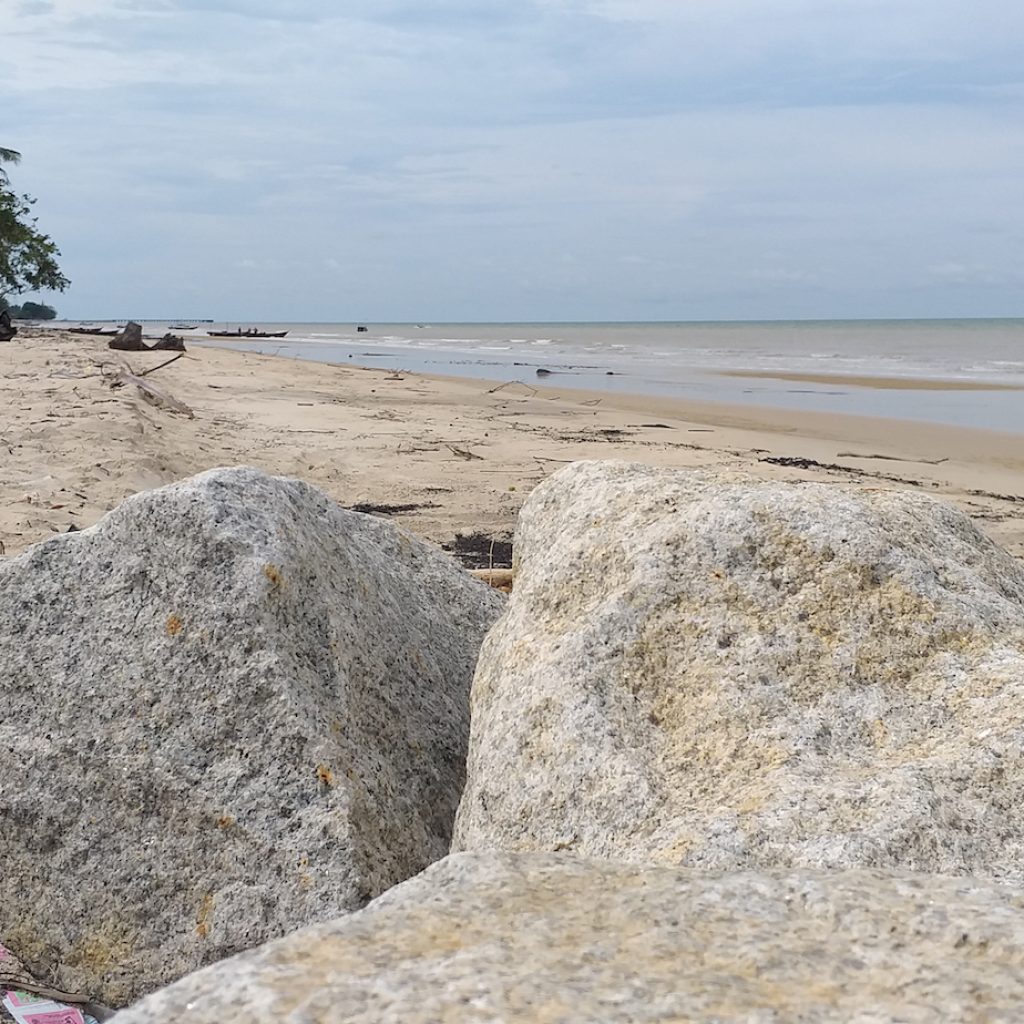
[62,318,1024,433]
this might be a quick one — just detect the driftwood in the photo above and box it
[139,352,185,377]
[151,333,187,352]
[107,323,187,353]
[0,310,17,342]
[108,322,146,351]
[487,380,538,396]
[114,370,194,418]
[447,444,484,461]
[836,451,949,466]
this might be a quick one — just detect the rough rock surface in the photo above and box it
[115,852,1024,1024]
[454,461,1024,875]
[0,467,503,1006]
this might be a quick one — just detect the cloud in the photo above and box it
[2,0,1022,318]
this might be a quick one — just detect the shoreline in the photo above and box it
[189,331,1024,436]
[198,335,1024,471]
[3,328,1024,562]
[720,368,1024,391]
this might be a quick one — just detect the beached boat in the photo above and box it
[68,327,121,337]
[206,329,289,339]
[170,324,197,330]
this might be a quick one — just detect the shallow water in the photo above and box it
[61,319,1024,433]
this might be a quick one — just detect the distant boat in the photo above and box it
[170,324,197,330]
[356,325,369,332]
[207,328,289,339]
[68,327,120,337]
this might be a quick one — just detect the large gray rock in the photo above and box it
[115,852,1024,1023]
[454,461,1024,875]
[0,467,503,1007]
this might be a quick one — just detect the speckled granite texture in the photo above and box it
[0,467,504,1006]
[454,461,1024,875]
[114,852,1024,1024]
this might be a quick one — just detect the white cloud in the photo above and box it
[2,0,1022,317]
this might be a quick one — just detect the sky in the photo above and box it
[2,0,1023,321]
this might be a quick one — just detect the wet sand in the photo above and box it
[722,369,1024,391]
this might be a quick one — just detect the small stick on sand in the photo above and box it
[836,451,950,465]
[487,380,538,396]
[447,444,484,461]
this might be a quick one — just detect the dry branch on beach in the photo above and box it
[103,359,195,418]
[114,370,194,418]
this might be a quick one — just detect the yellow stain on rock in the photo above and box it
[165,613,184,636]
[196,893,215,939]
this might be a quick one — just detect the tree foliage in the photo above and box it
[0,148,70,300]
[0,298,57,319]
[0,147,21,182]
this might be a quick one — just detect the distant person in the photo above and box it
[0,308,16,341]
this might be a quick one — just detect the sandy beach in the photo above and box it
[3,327,1024,563]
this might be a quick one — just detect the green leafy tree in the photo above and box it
[0,147,21,181]
[0,148,70,302]
[6,300,57,319]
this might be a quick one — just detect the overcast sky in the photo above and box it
[2,0,1023,321]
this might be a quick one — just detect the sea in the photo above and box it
[59,318,1024,434]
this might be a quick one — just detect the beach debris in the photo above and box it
[139,353,185,377]
[345,501,439,516]
[446,444,483,461]
[454,460,1024,879]
[761,454,922,487]
[836,451,949,465]
[0,942,109,1024]
[107,321,145,351]
[0,467,504,1006]
[396,443,440,455]
[0,310,16,342]
[531,454,576,464]
[487,380,539,396]
[441,532,512,569]
[114,854,1024,1024]
[150,333,186,352]
[106,326,186,354]
[112,369,194,418]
